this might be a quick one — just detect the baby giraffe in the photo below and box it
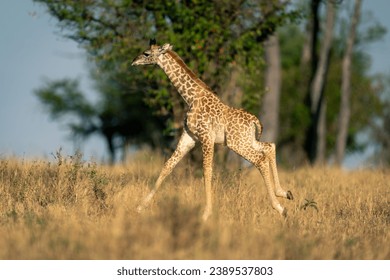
[132,39,293,221]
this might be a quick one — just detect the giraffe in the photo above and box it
[132,39,293,221]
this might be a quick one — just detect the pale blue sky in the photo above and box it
[0,0,105,161]
[0,0,389,166]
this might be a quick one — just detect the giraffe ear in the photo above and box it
[160,43,172,53]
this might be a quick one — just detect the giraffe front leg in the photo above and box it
[201,141,214,221]
[137,130,196,213]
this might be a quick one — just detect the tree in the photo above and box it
[34,0,299,161]
[335,0,362,165]
[306,0,336,165]
[35,75,170,163]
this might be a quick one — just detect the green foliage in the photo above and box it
[34,0,298,86]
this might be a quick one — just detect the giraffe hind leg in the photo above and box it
[250,142,293,216]
[267,143,294,200]
[253,141,293,201]
[255,159,286,216]
[229,142,287,216]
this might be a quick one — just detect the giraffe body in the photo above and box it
[132,41,293,221]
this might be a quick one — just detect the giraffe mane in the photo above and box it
[166,50,213,92]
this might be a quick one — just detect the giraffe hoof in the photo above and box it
[286,190,294,200]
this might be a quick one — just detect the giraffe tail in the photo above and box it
[253,118,263,141]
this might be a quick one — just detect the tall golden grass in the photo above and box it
[0,150,389,259]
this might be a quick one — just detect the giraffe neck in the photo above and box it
[157,50,213,106]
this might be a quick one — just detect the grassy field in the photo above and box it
[0,151,389,259]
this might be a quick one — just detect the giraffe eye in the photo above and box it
[143,51,151,57]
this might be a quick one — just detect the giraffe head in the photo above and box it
[132,39,173,66]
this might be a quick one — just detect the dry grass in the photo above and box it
[0,150,389,260]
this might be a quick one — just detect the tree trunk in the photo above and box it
[335,0,362,166]
[105,133,115,165]
[121,137,131,164]
[306,1,336,165]
[301,0,320,164]
[301,0,321,82]
[261,34,281,143]
[316,98,327,164]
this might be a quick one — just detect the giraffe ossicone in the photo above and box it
[132,40,293,221]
